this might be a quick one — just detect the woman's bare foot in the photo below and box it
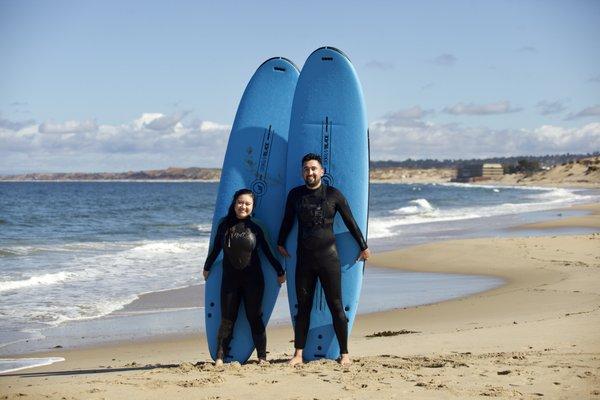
[339,353,351,365]
[214,358,224,366]
[288,349,303,366]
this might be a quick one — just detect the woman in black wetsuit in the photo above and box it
[203,189,286,365]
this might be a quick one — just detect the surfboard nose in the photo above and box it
[307,46,352,63]
[258,57,300,74]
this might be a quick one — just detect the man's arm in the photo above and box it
[333,189,368,251]
[277,189,296,247]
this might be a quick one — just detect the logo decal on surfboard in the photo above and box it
[321,116,333,185]
[251,125,274,205]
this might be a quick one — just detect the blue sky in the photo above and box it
[1,0,599,173]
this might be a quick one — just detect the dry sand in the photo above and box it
[1,205,599,399]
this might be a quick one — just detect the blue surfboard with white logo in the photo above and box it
[283,47,369,360]
[205,57,299,362]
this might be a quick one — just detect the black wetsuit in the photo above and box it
[204,217,284,360]
[277,184,367,354]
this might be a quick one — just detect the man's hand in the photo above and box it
[357,248,371,262]
[277,273,286,286]
[278,245,290,258]
[203,270,210,281]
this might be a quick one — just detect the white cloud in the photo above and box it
[536,100,567,116]
[587,74,600,83]
[381,106,434,128]
[386,106,432,120]
[144,111,190,131]
[0,113,232,173]
[39,119,98,134]
[198,120,231,132]
[443,101,522,116]
[369,115,600,160]
[3,111,599,173]
[0,116,36,131]
[431,53,457,66]
[565,105,600,120]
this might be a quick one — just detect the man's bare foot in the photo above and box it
[288,349,304,366]
[339,354,352,365]
[258,358,269,365]
[214,358,224,366]
[288,355,303,366]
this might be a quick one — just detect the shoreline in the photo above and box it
[0,203,598,398]
[0,267,505,357]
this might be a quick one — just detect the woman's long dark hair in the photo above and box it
[224,188,255,226]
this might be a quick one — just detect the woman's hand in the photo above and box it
[277,273,286,286]
[203,270,210,281]
[357,248,371,262]
[277,245,290,257]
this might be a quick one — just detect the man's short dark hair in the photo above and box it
[301,153,322,166]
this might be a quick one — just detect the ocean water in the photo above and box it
[0,181,598,356]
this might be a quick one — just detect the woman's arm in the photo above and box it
[254,220,285,276]
[204,219,225,272]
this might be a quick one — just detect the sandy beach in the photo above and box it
[1,204,599,399]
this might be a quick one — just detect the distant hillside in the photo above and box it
[490,156,600,188]
[371,152,600,169]
[1,154,598,188]
[0,167,222,181]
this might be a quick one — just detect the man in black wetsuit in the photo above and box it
[277,153,370,365]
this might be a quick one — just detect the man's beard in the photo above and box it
[305,175,321,188]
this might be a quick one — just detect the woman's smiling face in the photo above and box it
[234,194,254,219]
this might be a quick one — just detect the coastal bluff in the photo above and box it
[0,167,222,181]
[1,167,455,183]
[1,157,598,187]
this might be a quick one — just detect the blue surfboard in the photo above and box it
[283,47,369,360]
[205,57,299,363]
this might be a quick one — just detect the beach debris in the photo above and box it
[423,362,445,368]
[177,362,195,373]
[497,370,511,375]
[176,376,225,387]
[366,329,420,337]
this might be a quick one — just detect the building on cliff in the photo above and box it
[452,163,504,182]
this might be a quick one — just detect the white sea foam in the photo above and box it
[391,198,436,216]
[368,187,597,239]
[0,238,211,329]
[0,241,129,258]
[47,296,140,326]
[196,223,212,233]
[128,241,198,254]
[0,357,65,374]
[0,271,74,293]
